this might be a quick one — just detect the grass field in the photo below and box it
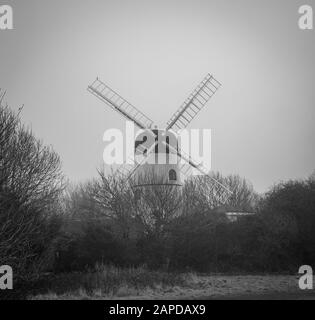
[25,265,310,300]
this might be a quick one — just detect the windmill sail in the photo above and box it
[88,78,154,129]
[178,147,232,196]
[163,140,233,204]
[167,74,221,131]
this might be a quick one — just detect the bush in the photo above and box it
[259,178,315,268]
[55,221,140,272]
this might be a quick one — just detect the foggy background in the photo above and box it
[1,0,314,193]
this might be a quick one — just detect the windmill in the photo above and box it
[88,74,232,204]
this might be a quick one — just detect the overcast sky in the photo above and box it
[1,0,314,193]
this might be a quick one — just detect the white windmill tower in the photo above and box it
[88,74,232,204]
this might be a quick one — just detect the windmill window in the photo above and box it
[166,136,170,154]
[169,169,177,181]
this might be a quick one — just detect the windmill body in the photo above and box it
[133,128,182,188]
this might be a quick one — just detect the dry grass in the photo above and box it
[28,265,303,300]
[28,264,186,300]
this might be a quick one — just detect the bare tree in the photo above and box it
[78,169,135,239]
[0,99,64,278]
[183,172,258,214]
[76,167,183,239]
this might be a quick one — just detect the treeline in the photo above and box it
[57,173,315,273]
[1,99,315,281]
